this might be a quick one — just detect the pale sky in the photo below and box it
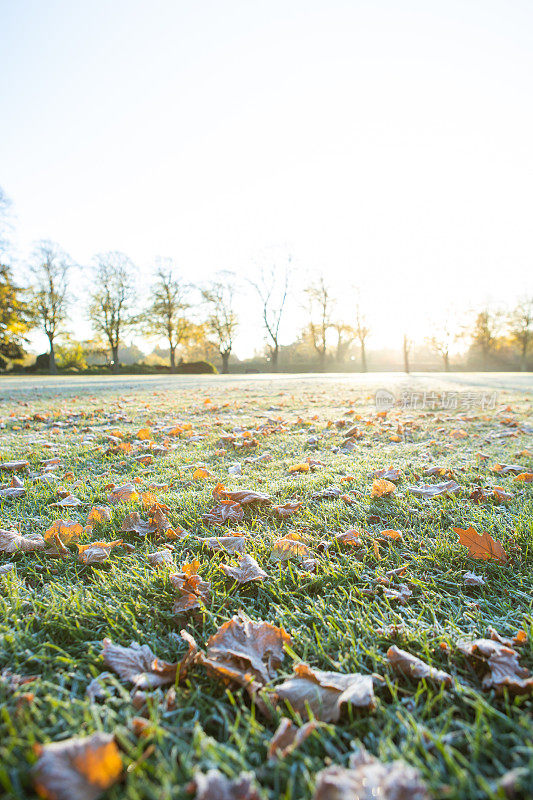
[2,0,532,357]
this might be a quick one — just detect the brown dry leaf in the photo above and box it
[514,472,533,482]
[44,520,83,546]
[312,747,428,800]
[387,646,452,687]
[463,571,486,586]
[275,663,376,722]
[187,769,260,800]
[77,540,123,565]
[311,486,341,500]
[203,500,244,526]
[203,535,247,554]
[272,500,302,518]
[407,480,460,498]
[374,467,401,481]
[458,637,533,695]
[136,427,151,440]
[0,527,46,553]
[0,562,15,574]
[271,533,311,563]
[0,475,26,500]
[334,529,363,547]
[268,717,317,760]
[492,463,523,474]
[196,612,290,704]
[382,584,412,604]
[120,512,152,536]
[0,668,38,690]
[193,467,214,479]
[33,732,122,800]
[288,463,310,473]
[51,494,83,508]
[212,482,272,505]
[86,506,112,525]
[170,561,211,613]
[107,483,138,504]
[371,479,396,498]
[147,549,174,568]
[0,460,29,471]
[379,529,403,541]
[454,526,508,564]
[102,638,178,688]
[220,554,268,584]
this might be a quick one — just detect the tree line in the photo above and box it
[0,188,531,374]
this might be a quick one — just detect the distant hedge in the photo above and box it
[176,360,217,374]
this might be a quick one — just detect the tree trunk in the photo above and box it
[48,336,57,374]
[318,349,326,372]
[443,352,450,372]
[221,351,230,374]
[111,345,119,374]
[270,346,279,372]
[403,337,410,374]
[170,346,176,373]
[520,341,528,372]
[360,341,367,372]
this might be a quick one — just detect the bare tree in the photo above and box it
[144,259,191,372]
[469,308,502,370]
[403,333,412,374]
[201,274,238,374]
[426,313,457,371]
[29,241,71,374]
[89,252,136,374]
[249,260,290,371]
[305,276,334,370]
[355,301,370,372]
[508,297,533,371]
[332,322,355,365]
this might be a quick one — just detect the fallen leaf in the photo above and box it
[51,494,83,508]
[379,529,403,541]
[147,549,174,568]
[102,639,178,688]
[334,529,363,547]
[268,717,317,759]
[196,611,290,705]
[220,554,268,584]
[454,526,508,564]
[77,540,123,564]
[458,637,533,695]
[203,535,247,554]
[514,472,533,482]
[107,483,138,504]
[86,506,112,525]
[0,460,29,471]
[272,500,302,518]
[193,467,215,479]
[271,533,311,562]
[288,463,310,473]
[170,561,211,613]
[44,520,83,546]
[382,584,412,604]
[0,475,26,500]
[407,480,460,498]
[275,663,376,721]
[0,528,46,553]
[463,571,486,586]
[203,500,244,526]
[312,747,428,800]
[212,483,272,505]
[371,479,396,498]
[187,769,260,800]
[387,646,452,686]
[0,562,16,574]
[374,467,401,481]
[311,486,341,500]
[33,732,122,800]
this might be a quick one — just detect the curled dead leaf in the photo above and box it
[203,500,244,526]
[272,500,302,518]
[371,479,396,498]
[102,639,178,688]
[271,533,311,562]
[0,528,45,553]
[86,506,112,525]
[220,554,268,584]
[107,483,138,504]
[407,480,460,498]
[268,717,317,760]
[275,663,376,722]
[457,637,533,695]
[33,732,122,800]
[187,769,260,800]
[387,646,452,686]
[312,747,428,800]
[212,482,272,505]
[203,535,247,554]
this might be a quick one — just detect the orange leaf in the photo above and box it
[454,526,508,564]
[288,463,310,473]
[514,472,533,482]
[371,479,396,498]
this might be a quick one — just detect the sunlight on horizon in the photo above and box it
[2,0,532,357]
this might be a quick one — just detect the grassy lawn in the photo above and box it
[0,375,532,799]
